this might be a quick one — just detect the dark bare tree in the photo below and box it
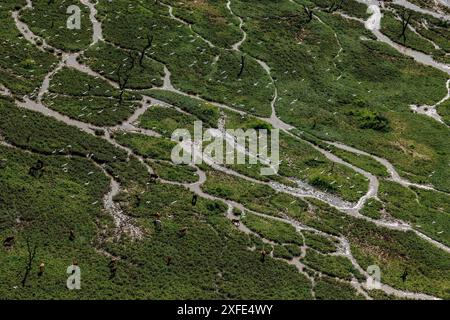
[139,34,153,69]
[21,234,38,287]
[178,226,188,237]
[237,55,245,78]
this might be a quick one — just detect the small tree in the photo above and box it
[21,234,38,287]
[399,10,413,45]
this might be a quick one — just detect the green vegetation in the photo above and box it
[388,3,450,60]
[346,109,390,132]
[235,0,450,193]
[306,0,369,19]
[0,145,112,299]
[0,2,58,97]
[405,0,450,15]
[305,199,450,299]
[20,0,92,51]
[0,145,313,298]
[272,245,294,259]
[165,0,242,48]
[145,89,220,128]
[210,110,370,201]
[242,212,303,245]
[106,181,313,299]
[380,11,436,55]
[437,100,450,126]
[0,98,127,164]
[94,0,273,116]
[278,133,369,202]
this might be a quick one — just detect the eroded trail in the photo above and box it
[160,57,380,213]
[80,0,103,46]
[102,172,143,239]
[354,0,450,75]
[158,1,450,256]
[410,79,450,126]
[327,142,436,190]
[392,0,450,20]
[226,0,247,51]
[160,1,215,48]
